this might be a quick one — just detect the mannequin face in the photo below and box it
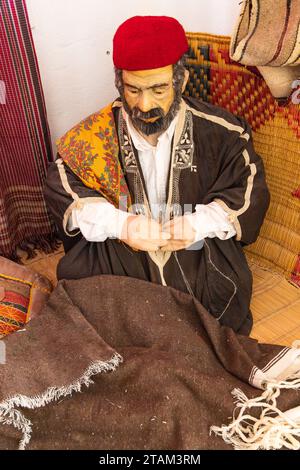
[121,65,189,136]
[123,65,175,119]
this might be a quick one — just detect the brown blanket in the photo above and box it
[0,275,300,450]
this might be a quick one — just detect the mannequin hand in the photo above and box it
[120,215,171,252]
[160,216,196,251]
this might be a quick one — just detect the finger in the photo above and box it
[141,220,168,240]
[160,239,193,251]
[172,218,186,239]
[162,220,173,231]
[141,246,160,252]
[138,236,170,245]
[161,231,171,240]
[167,219,195,241]
[161,243,185,251]
[147,227,171,241]
[132,242,160,252]
[132,237,171,251]
[161,245,179,252]
[163,217,181,230]
[139,240,169,248]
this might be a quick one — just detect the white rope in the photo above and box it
[210,377,300,450]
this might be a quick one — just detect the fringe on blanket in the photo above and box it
[0,353,123,450]
[210,374,300,450]
[7,232,62,264]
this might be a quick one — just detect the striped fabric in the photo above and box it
[230,0,300,66]
[0,278,30,336]
[0,254,52,337]
[0,0,57,260]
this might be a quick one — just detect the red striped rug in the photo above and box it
[0,0,58,260]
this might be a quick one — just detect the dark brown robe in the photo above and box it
[44,96,270,334]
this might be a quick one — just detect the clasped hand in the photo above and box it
[120,214,196,252]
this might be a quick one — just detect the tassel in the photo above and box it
[210,377,300,450]
[19,241,36,260]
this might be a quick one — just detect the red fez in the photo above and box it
[113,16,189,70]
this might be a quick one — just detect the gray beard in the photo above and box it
[119,88,183,136]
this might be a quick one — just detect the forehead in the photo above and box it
[122,65,173,87]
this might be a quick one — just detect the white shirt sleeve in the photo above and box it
[67,200,131,242]
[186,201,237,242]
[68,200,235,244]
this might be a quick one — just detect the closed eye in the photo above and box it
[152,85,170,95]
[125,85,140,94]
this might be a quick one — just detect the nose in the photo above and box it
[137,91,153,113]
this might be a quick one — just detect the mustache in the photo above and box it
[131,107,165,120]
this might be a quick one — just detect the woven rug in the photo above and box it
[0,0,57,260]
[185,32,300,287]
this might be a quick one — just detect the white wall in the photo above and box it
[26,0,240,151]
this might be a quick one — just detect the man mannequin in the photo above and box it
[44,16,270,334]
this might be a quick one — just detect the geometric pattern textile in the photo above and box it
[185,32,300,286]
[0,255,52,337]
[0,0,56,260]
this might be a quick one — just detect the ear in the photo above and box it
[181,69,189,93]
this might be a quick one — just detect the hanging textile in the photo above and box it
[230,0,300,99]
[0,0,57,260]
